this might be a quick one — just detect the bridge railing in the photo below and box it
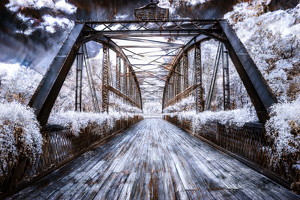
[0,115,142,196]
[164,115,300,194]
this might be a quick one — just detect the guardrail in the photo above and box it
[164,115,300,194]
[0,115,143,197]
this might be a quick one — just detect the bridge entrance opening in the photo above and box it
[28,1,276,126]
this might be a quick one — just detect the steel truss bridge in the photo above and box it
[29,19,276,125]
[3,17,300,200]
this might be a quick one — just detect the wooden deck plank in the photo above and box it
[6,118,300,200]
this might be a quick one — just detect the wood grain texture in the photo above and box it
[6,118,300,200]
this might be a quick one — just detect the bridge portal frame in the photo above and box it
[29,19,276,125]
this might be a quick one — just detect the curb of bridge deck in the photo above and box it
[165,121,293,191]
[0,122,140,199]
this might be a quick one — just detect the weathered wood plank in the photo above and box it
[6,118,300,200]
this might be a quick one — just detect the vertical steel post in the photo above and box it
[222,44,230,110]
[175,65,179,101]
[115,55,121,112]
[183,52,189,98]
[125,65,129,105]
[75,46,83,112]
[133,84,137,106]
[122,63,126,94]
[173,75,176,102]
[116,56,121,91]
[129,75,133,106]
[122,63,127,108]
[102,44,109,113]
[170,76,174,101]
[195,43,204,113]
[167,82,171,106]
[177,62,182,101]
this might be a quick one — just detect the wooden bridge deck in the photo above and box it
[7,118,299,199]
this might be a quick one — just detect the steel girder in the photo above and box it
[82,20,225,44]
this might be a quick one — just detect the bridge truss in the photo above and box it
[28,19,276,125]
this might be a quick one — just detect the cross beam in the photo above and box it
[80,19,224,40]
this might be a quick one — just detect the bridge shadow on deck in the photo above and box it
[7,119,299,200]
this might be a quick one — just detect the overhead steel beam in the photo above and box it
[142,90,163,93]
[119,45,184,49]
[83,29,218,38]
[84,19,219,25]
[128,55,175,57]
[143,98,161,101]
[133,64,162,66]
[82,19,222,38]
[130,49,178,69]
[112,37,184,46]
[123,48,178,56]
